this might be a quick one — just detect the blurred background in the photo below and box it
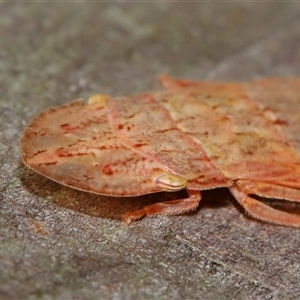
[1,2,300,299]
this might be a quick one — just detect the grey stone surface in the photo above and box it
[1,3,300,299]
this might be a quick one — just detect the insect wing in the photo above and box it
[20,100,180,196]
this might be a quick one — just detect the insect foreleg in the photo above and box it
[121,190,201,225]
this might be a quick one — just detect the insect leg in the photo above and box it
[229,183,300,227]
[236,180,300,202]
[121,190,201,225]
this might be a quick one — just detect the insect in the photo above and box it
[20,76,300,226]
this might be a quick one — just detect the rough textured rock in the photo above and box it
[1,3,300,299]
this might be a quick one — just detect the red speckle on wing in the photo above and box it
[102,164,114,176]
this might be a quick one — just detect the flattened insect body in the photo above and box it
[20,98,185,197]
[107,94,231,190]
[155,83,300,188]
[20,76,300,226]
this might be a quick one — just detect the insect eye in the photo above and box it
[154,172,187,191]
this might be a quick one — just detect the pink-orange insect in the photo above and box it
[20,76,300,226]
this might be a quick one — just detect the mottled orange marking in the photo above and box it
[20,76,300,226]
